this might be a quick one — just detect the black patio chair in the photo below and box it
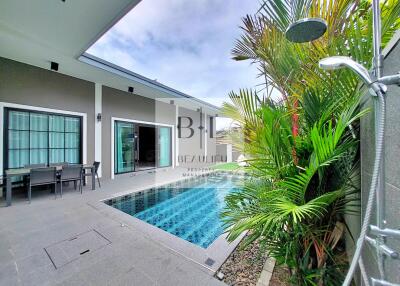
[29,167,57,202]
[83,161,101,188]
[59,165,83,196]
[93,161,101,188]
[24,163,47,185]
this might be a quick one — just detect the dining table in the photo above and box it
[4,164,96,207]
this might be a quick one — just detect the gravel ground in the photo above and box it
[269,266,290,286]
[216,240,268,286]
[216,238,290,286]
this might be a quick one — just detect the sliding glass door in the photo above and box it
[6,108,82,169]
[158,127,172,167]
[114,121,135,174]
[114,121,172,174]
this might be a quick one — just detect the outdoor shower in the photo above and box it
[285,1,400,285]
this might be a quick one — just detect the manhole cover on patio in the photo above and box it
[45,229,111,269]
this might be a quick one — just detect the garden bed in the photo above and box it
[216,239,289,286]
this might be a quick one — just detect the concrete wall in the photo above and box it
[0,57,95,170]
[177,107,218,167]
[216,144,231,163]
[358,41,400,283]
[177,107,203,167]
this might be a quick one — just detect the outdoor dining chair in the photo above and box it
[59,165,83,196]
[93,161,101,188]
[83,161,101,188]
[28,167,57,202]
[23,164,47,187]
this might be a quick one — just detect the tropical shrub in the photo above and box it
[221,0,400,285]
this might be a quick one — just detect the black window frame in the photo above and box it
[3,107,83,172]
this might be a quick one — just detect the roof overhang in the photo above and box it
[0,0,220,115]
[79,53,221,114]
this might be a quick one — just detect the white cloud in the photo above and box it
[87,0,263,108]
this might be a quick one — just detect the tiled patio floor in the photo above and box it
[0,168,227,286]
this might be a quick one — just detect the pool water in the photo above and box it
[104,173,243,248]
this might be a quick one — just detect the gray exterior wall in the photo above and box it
[102,86,176,179]
[177,107,202,167]
[177,107,217,167]
[0,57,95,169]
[0,57,218,181]
[358,43,400,283]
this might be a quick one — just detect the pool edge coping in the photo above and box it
[87,170,246,275]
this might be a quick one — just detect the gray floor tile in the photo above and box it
[0,168,229,286]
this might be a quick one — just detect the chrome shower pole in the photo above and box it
[372,0,383,78]
[371,0,386,279]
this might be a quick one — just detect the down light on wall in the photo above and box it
[128,86,134,93]
[96,113,102,122]
[50,61,59,71]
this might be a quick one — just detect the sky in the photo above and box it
[87,0,263,129]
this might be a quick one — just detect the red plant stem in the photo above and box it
[292,99,299,165]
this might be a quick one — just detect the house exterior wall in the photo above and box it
[216,144,232,163]
[357,42,400,283]
[102,86,176,179]
[0,57,218,181]
[177,106,217,168]
[0,57,95,172]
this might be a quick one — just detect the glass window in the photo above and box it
[6,109,82,169]
[30,113,48,131]
[49,115,64,132]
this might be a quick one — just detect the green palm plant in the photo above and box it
[221,0,400,285]
[222,92,364,285]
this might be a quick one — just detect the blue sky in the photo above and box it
[87,0,262,111]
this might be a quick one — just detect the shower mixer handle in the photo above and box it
[371,278,400,286]
[370,225,400,239]
[378,72,400,87]
[366,235,399,259]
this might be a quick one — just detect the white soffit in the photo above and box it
[0,0,220,114]
[0,0,139,57]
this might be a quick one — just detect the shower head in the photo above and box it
[319,56,383,94]
[285,18,327,43]
[319,56,373,85]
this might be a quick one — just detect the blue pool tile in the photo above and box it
[105,174,243,248]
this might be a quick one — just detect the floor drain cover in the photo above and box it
[204,258,215,267]
[45,229,111,269]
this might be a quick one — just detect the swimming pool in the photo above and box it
[104,173,243,248]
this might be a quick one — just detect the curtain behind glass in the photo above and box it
[30,113,48,164]
[8,111,29,168]
[49,115,64,163]
[6,110,81,169]
[65,117,80,164]
[158,127,171,167]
